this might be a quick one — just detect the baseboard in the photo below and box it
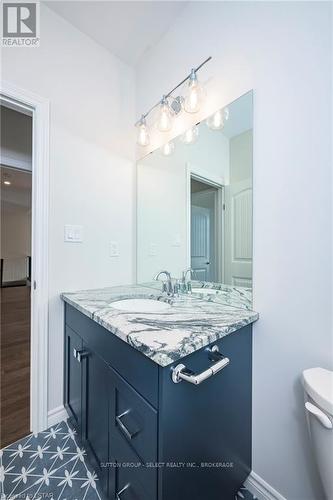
[244,471,287,500]
[47,405,68,428]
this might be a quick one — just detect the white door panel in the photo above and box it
[225,179,252,286]
[191,205,210,281]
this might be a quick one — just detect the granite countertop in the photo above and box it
[61,283,258,367]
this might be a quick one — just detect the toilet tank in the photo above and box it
[303,368,333,500]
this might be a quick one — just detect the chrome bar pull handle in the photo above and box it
[171,345,230,385]
[117,483,130,499]
[74,349,90,363]
[116,410,138,440]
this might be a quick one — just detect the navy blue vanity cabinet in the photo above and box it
[64,303,252,500]
[64,325,83,432]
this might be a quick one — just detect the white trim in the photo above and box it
[47,406,68,428]
[1,80,50,434]
[0,95,33,116]
[189,163,225,187]
[244,472,287,500]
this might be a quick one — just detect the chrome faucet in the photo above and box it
[180,268,193,293]
[154,270,175,295]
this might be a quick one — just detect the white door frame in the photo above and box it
[1,80,50,434]
[186,162,224,282]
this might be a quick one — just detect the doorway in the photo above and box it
[190,177,223,283]
[1,83,50,438]
[0,105,33,447]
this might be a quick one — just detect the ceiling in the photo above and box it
[46,1,188,66]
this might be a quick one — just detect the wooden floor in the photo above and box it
[0,286,31,448]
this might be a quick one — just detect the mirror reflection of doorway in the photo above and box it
[190,177,222,283]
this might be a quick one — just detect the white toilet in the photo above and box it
[302,367,333,500]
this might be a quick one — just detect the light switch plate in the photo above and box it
[110,241,120,257]
[64,225,83,243]
[149,243,157,256]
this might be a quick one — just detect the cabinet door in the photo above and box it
[64,327,83,432]
[82,345,109,496]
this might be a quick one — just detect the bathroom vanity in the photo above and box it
[62,284,258,500]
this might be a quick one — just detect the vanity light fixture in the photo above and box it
[135,57,212,146]
[206,107,229,130]
[157,96,174,132]
[181,125,199,145]
[136,115,150,146]
[161,141,175,156]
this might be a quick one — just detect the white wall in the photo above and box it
[230,130,252,184]
[1,209,31,259]
[136,2,332,499]
[137,152,188,281]
[1,206,31,282]
[1,4,136,412]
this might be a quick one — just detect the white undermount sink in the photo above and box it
[110,298,171,313]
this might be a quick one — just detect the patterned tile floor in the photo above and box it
[0,420,257,500]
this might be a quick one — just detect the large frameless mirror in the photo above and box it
[137,91,253,300]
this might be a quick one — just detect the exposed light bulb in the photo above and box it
[157,96,174,132]
[206,107,230,130]
[184,69,205,114]
[206,109,224,130]
[181,125,199,145]
[3,180,11,185]
[136,116,150,146]
[161,141,175,156]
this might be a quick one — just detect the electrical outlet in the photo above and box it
[110,241,120,257]
[172,235,181,247]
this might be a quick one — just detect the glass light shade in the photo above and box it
[184,70,205,113]
[181,125,199,145]
[157,96,174,132]
[206,109,224,130]
[136,117,150,146]
[161,141,175,156]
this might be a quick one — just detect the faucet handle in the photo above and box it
[173,279,180,296]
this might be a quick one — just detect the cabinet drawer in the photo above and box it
[113,434,156,500]
[110,366,158,466]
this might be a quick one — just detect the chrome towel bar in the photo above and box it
[171,345,230,385]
